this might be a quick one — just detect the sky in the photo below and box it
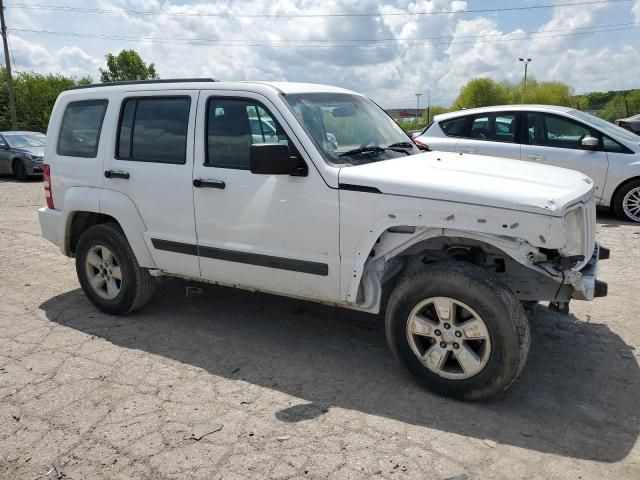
[3,0,640,108]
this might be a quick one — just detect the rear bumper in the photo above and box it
[571,242,608,301]
[38,207,66,254]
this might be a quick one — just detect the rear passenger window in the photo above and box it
[206,98,289,169]
[440,117,468,137]
[469,113,517,142]
[116,97,191,164]
[57,100,108,158]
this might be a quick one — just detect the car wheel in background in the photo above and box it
[613,179,640,223]
[12,159,27,181]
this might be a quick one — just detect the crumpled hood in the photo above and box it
[338,151,594,216]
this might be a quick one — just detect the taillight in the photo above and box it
[43,164,54,209]
[413,138,430,151]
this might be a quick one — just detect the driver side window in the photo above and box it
[206,98,289,169]
[527,113,597,150]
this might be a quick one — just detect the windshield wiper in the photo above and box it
[387,142,414,148]
[386,142,414,155]
[339,146,386,157]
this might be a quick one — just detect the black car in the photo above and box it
[0,131,46,180]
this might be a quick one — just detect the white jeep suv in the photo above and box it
[39,79,608,400]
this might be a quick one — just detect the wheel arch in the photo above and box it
[610,175,640,208]
[61,187,156,269]
[349,226,547,314]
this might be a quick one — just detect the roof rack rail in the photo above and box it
[68,78,218,90]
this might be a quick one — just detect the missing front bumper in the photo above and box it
[571,242,608,301]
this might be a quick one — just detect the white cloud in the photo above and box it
[3,0,639,106]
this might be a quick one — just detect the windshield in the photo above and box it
[283,93,419,165]
[569,109,640,143]
[5,133,46,148]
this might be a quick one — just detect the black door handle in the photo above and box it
[193,179,225,189]
[105,170,130,180]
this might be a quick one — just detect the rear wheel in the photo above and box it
[12,159,27,181]
[76,223,155,315]
[385,262,530,400]
[613,179,640,223]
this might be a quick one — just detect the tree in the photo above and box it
[0,67,91,129]
[453,78,513,109]
[99,49,159,83]
[518,79,573,106]
[599,90,640,121]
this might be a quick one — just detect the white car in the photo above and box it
[415,105,640,222]
[39,80,607,400]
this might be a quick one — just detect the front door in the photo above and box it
[520,112,609,201]
[192,92,341,301]
[102,90,200,277]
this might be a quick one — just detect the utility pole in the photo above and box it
[427,89,431,123]
[519,57,532,96]
[0,0,17,129]
[415,93,422,121]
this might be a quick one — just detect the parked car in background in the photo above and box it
[0,131,46,180]
[616,113,640,135]
[414,105,640,222]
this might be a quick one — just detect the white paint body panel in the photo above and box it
[101,90,200,277]
[192,90,341,301]
[339,151,593,216]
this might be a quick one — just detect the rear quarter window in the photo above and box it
[56,99,108,158]
[439,117,468,137]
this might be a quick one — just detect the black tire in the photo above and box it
[385,262,530,401]
[612,179,640,223]
[13,159,27,181]
[75,223,155,315]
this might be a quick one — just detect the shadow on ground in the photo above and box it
[41,279,639,462]
[0,175,42,183]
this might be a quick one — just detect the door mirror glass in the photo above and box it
[581,136,599,148]
[250,144,302,175]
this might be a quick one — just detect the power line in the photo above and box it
[9,23,638,48]
[4,0,633,18]
[11,21,633,45]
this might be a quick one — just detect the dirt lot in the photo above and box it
[0,178,639,480]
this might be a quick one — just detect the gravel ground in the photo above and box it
[1,177,639,480]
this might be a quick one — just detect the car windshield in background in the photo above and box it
[5,133,46,148]
[283,92,419,165]
[569,109,640,142]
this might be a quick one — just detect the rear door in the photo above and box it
[455,112,521,159]
[102,90,200,277]
[521,112,609,201]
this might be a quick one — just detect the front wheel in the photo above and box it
[385,262,530,400]
[13,160,27,181]
[76,223,155,315]
[613,179,640,223]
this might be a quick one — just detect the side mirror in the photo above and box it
[0,144,8,150]
[581,136,599,149]
[250,144,307,176]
